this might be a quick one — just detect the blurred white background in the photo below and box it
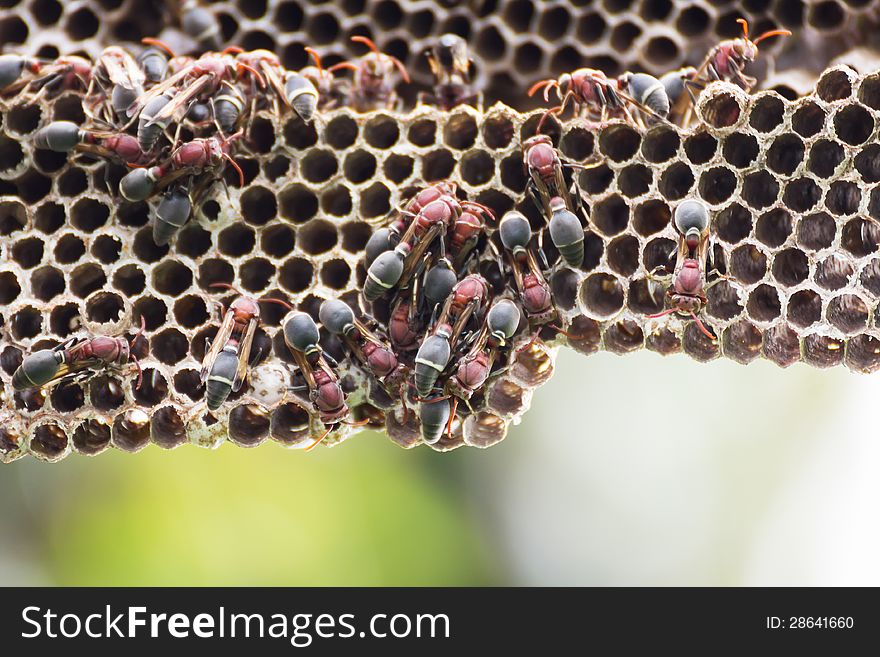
[470,349,880,585]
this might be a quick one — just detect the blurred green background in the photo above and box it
[2,349,878,586]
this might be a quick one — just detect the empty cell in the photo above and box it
[538,4,571,38]
[32,267,64,305]
[610,22,641,52]
[681,321,719,362]
[860,258,880,295]
[34,148,67,174]
[706,280,743,320]
[52,94,85,123]
[642,237,676,271]
[134,296,167,331]
[240,186,277,225]
[461,151,495,186]
[360,182,391,218]
[152,260,193,296]
[749,95,785,132]
[817,68,854,102]
[279,184,318,223]
[658,162,694,200]
[787,289,822,327]
[361,114,399,149]
[151,406,186,449]
[112,410,151,453]
[676,4,710,34]
[617,163,651,197]
[34,202,64,234]
[827,294,868,333]
[755,209,793,248]
[796,212,835,251]
[607,235,639,276]
[791,102,825,139]
[646,325,681,356]
[826,181,861,216]
[560,127,594,161]
[132,227,169,263]
[91,235,121,264]
[12,236,43,268]
[782,177,821,213]
[815,254,854,290]
[742,171,779,209]
[325,115,359,150]
[550,269,580,311]
[58,168,88,197]
[85,291,124,324]
[0,134,23,172]
[152,328,188,365]
[702,91,742,129]
[173,295,208,329]
[579,272,625,318]
[134,368,168,407]
[70,263,106,299]
[641,127,679,163]
[72,419,111,456]
[197,258,234,291]
[627,278,664,315]
[764,134,805,177]
[762,323,801,368]
[598,125,641,162]
[633,199,670,236]
[845,334,880,374]
[644,36,678,65]
[11,306,42,339]
[0,271,21,304]
[746,284,781,321]
[16,169,51,203]
[723,133,759,168]
[841,218,878,257]
[270,402,311,445]
[229,404,271,447]
[240,257,275,292]
[807,139,844,178]
[576,11,606,43]
[280,257,314,293]
[834,105,874,146]
[89,375,125,412]
[407,119,437,147]
[384,154,414,184]
[258,225,295,259]
[604,319,643,354]
[30,423,67,461]
[802,334,844,368]
[49,303,79,337]
[219,224,256,257]
[698,167,737,205]
[855,144,880,183]
[714,203,752,244]
[301,149,338,183]
[174,369,203,401]
[729,244,767,284]
[857,73,880,111]
[475,24,506,58]
[422,149,456,181]
[808,0,846,29]
[684,131,717,165]
[772,248,809,285]
[5,104,41,135]
[723,320,763,364]
[443,113,478,150]
[578,163,613,195]
[284,117,318,149]
[591,194,629,236]
[118,202,149,227]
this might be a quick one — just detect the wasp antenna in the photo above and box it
[304,424,335,452]
[690,313,717,341]
[736,18,750,40]
[222,153,245,187]
[304,47,323,71]
[141,37,175,57]
[209,281,243,295]
[527,79,553,98]
[223,45,244,55]
[346,418,371,428]
[237,62,265,88]
[752,28,792,46]
[328,61,358,73]
[259,296,294,311]
[351,35,380,54]
[390,55,411,84]
[446,398,458,438]
[647,308,678,320]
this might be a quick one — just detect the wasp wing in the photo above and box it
[201,309,236,383]
[232,318,258,392]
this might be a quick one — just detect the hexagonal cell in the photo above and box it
[111,409,151,452]
[598,124,641,162]
[746,284,782,322]
[560,126,594,161]
[486,379,528,416]
[815,254,854,290]
[604,319,643,354]
[806,139,844,179]
[782,177,820,213]
[755,209,793,248]
[270,402,312,446]
[698,166,737,205]
[816,67,855,102]
[792,101,825,138]
[72,419,112,456]
[658,162,694,200]
[228,403,271,447]
[729,244,767,284]
[762,324,801,368]
[827,294,868,333]
[564,316,601,355]
[509,341,554,387]
[859,258,880,296]
[701,88,744,130]
[845,334,880,374]
[482,113,515,150]
[803,333,845,368]
[826,181,861,217]
[748,94,785,133]
[787,289,822,328]
[681,321,719,362]
[464,412,508,449]
[684,131,717,165]
[460,150,495,186]
[833,104,874,146]
[723,320,762,364]
[796,212,835,252]
[706,280,743,321]
[632,199,670,237]
[10,306,43,340]
[29,422,68,461]
[579,272,625,319]
[722,133,759,168]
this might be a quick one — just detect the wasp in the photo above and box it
[424,33,479,110]
[647,199,719,340]
[16,55,93,102]
[329,36,410,112]
[12,317,146,391]
[0,53,43,94]
[34,121,146,165]
[283,311,361,451]
[528,68,670,130]
[86,46,146,123]
[498,210,556,326]
[200,284,289,411]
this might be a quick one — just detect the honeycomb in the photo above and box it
[3,1,880,462]
[3,0,879,108]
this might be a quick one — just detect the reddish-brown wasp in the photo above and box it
[329,36,410,112]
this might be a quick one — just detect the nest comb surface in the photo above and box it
[4,67,880,462]
[2,0,880,108]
